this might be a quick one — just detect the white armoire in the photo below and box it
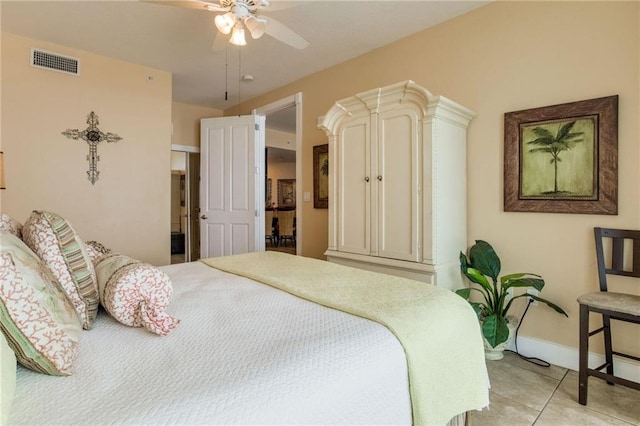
[317,81,474,290]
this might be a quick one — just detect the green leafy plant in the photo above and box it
[456,240,568,348]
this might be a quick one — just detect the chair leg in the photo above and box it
[603,314,615,385]
[579,304,589,405]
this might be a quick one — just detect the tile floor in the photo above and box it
[469,351,640,425]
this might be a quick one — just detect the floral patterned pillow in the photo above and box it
[94,254,180,336]
[0,231,82,375]
[84,240,112,265]
[0,213,22,239]
[22,211,99,330]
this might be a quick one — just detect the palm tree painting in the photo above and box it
[520,117,597,199]
[313,144,329,208]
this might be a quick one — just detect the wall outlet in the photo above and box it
[527,288,539,306]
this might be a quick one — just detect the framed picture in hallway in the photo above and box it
[313,144,329,209]
[266,178,272,206]
[278,179,296,208]
[504,95,618,215]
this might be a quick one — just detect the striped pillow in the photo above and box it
[0,231,81,375]
[22,211,99,330]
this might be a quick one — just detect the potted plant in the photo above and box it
[457,240,568,359]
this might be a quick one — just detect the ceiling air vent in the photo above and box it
[30,48,80,76]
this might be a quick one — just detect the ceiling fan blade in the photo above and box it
[142,0,223,11]
[201,0,227,12]
[261,1,302,12]
[262,16,309,49]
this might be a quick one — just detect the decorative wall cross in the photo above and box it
[62,111,123,185]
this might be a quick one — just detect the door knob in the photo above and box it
[365,176,370,182]
[377,175,383,181]
[200,215,208,220]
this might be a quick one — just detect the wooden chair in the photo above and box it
[577,227,640,405]
[265,210,274,247]
[279,210,295,247]
[271,214,280,247]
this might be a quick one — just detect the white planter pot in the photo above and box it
[483,316,519,360]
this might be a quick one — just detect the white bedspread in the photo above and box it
[9,262,412,425]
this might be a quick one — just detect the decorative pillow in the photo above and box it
[84,240,112,264]
[0,213,22,239]
[0,231,82,376]
[22,211,99,330]
[94,254,179,336]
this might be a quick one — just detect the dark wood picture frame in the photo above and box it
[504,95,618,215]
[277,178,296,208]
[266,178,272,206]
[313,144,329,209]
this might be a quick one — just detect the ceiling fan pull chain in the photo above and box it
[225,44,229,101]
[238,44,242,116]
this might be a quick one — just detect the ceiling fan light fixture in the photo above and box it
[245,17,266,39]
[230,26,247,46]
[215,12,235,35]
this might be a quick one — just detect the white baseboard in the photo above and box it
[506,335,640,383]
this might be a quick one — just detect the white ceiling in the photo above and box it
[1,0,488,127]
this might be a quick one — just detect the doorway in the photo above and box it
[170,146,200,264]
[265,145,296,255]
[255,93,302,256]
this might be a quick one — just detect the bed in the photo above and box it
[2,213,489,425]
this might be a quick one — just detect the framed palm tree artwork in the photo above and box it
[504,95,618,214]
[313,144,329,209]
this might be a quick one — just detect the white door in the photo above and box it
[200,115,265,258]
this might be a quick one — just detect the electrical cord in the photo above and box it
[505,298,552,368]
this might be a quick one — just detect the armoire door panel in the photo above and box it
[338,118,371,255]
[377,109,420,262]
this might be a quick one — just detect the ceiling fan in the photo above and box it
[160,0,309,50]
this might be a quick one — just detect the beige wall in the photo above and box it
[171,101,222,148]
[232,2,640,355]
[1,32,172,265]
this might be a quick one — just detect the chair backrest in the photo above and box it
[265,210,273,235]
[594,227,640,291]
[279,210,295,236]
